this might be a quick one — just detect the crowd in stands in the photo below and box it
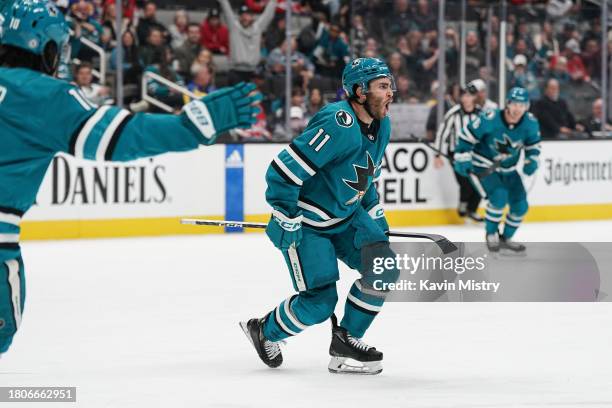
[54,0,612,140]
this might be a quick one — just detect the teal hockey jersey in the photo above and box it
[456,108,541,172]
[0,67,216,262]
[265,100,390,231]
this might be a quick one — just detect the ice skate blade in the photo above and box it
[239,321,255,347]
[328,357,382,375]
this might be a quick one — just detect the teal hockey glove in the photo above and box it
[183,82,262,141]
[266,210,303,250]
[523,157,538,176]
[453,152,473,177]
[367,204,389,233]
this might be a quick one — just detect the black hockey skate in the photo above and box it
[486,232,500,252]
[328,314,383,375]
[500,236,526,255]
[239,317,283,368]
[466,212,484,223]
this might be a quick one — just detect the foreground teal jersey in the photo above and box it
[0,67,214,262]
[456,108,541,172]
[265,100,390,231]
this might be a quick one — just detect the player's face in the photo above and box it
[365,77,394,120]
[505,102,529,124]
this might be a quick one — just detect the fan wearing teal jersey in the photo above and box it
[0,0,261,355]
[240,58,399,375]
[454,87,541,253]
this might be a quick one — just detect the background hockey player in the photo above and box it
[0,0,260,355]
[434,83,483,223]
[241,58,399,375]
[453,87,541,253]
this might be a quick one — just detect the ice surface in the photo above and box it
[1,221,611,407]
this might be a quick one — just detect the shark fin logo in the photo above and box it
[343,152,376,205]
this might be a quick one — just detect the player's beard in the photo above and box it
[365,95,390,120]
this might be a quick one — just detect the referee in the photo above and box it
[434,83,484,222]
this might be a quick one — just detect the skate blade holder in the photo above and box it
[328,357,382,375]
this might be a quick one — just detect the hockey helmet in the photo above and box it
[342,57,395,98]
[0,0,70,72]
[506,87,530,107]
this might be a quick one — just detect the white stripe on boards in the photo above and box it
[5,259,21,329]
[347,292,382,313]
[286,146,316,176]
[273,157,303,186]
[95,109,131,160]
[275,304,299,336]
[283,297,307,331]
[74,106,112,158]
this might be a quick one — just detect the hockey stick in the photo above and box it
[181,218,458,254]
[408,133,501,179]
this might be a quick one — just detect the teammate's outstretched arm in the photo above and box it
[54,82,261,162]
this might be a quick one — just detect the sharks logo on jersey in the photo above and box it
[493,134,519,161]
[335,110,354,128]
[343,152,376,205]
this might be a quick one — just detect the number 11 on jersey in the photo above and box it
[309,128,330,152]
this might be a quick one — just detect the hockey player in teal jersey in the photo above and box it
[0,0,260,355]
[240,58,399,375]
[454,87,541,253]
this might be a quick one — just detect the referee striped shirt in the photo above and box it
[435,104,482,157]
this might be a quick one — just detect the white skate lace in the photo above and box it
[347,335,372,352]
[264,339,284,359]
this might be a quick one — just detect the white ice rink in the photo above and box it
[1,221,611,407]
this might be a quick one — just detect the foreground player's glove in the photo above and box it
[523,157,538,176]
[183,82,262,140]
[453,152,473,177]
[266,210,303,250]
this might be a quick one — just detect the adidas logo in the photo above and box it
[226,150,243,168]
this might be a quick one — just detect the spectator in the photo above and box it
[394,75,420,104]
[174,23,202,79]
[69,0,103,62]
[412,0,436,33]
[465,30,484,82]
[565,69,600,124]
[110,30,143,87]
[140,27,166,67]
[509,54,539,100]
[136,1,168,46]
[547,55,571,97]
[388,0,413,37]
[183,64,217,104]
[304,87,324,122]
[580,98,612,138]
[387,51,408,80]
[425,82,461,142]
[552,39,588,80]
[219,0,278,84]
[168,10,189,49]
[191,49,215,78]
[264,15,286,53]
[145,48,185,112]
[200,8,229,55]
[73,62,112,106]
[266,38,315,84]
[101,1,130,48]
[312,22,350,78]
[582,39,602,81]
[351,15,368,58]
[363,37,382,59]
[532,78,583,139]
[414,38,439,98]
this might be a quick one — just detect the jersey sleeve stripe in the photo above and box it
[82,107,128,160]
[73,106,112,158]
[95,109,132,160]
[288,143,318,172]
[272,157,303,186]
[270,160,301,187]
[298,196,335,219]
[285,145,316,176]
[297,200,331,220]
[0,206,25,217]
[103,114,134,161]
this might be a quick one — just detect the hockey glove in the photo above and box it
[266,210,303,250]
[183,82,262,141]
[523,157,538,176]
[367,204,389,233]
[453,152,473,177]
